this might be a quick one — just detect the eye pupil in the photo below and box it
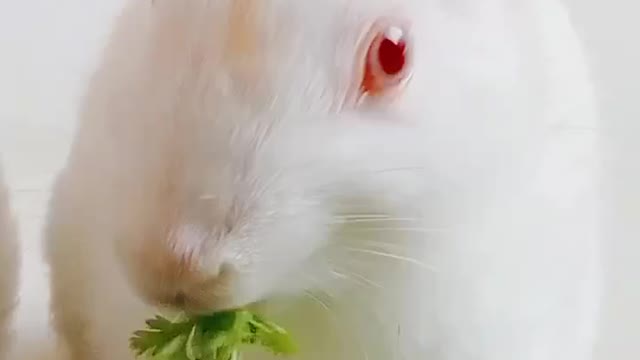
[378,37,407,76]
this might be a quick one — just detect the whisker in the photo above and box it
[333,217,393,223]
[340,246,437,272]
[303,290,370,360]
[332,213,394,220]
[345,226,450,234]
[342,239,406,252]
[330,217,422,225]
[302,291,347,356]
[303,290,333,313]
[331,269,383,290]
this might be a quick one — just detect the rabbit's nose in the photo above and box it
[172,291,188,307]
[155,270,235,314]
[130,223,234,312]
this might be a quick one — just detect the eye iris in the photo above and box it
[378,37,407,76]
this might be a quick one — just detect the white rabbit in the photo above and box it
[44,0,602,359]
[0,169,18,359]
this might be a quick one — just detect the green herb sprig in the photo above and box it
[130,310,297,360]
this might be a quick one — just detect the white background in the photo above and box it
[564,1,640,359]
[0,1,637,359]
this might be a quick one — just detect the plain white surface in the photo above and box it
[564,2,640,359]
[0,1,637,359]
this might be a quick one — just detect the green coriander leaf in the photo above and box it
[130,310,296,360]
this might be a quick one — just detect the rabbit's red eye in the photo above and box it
[377,36,407,75]
[361,23,412,96]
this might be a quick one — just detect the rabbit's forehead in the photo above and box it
[151,0,419,45]
[140,0,430,110]
[147,0,426,70]
[215,0,420,79]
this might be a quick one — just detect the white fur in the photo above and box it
[0,169,19,359]
[44,0,602,359]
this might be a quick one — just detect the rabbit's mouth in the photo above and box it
[129,255,241,315]
[155,291,213,315]
[152,288,271,318]
[150,288,236,316]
